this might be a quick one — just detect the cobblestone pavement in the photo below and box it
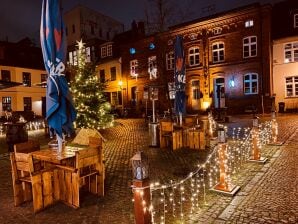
[0,114,297,224]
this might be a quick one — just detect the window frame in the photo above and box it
[294,14,298,28]
[107,44,112,56]
[284,42,298,63]
[23,97,32,111]
[166,51,174,70]
[212,42,225,63]
[99,69,105,83]
[243,36,257,58]
[2,96,11,111]
[188,46,200,66]
[130,59,138,78]
[285,76,298,97]
[110,67,116,81]
[245,19,254,28]
[243,73,258,95]
[101,46,107,58]
[22,72,31,87]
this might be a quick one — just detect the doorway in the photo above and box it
[214,78,225,108]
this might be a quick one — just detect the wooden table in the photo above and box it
[31,146,86,209]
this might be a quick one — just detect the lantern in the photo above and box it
[131,151,149,180]
[253,116,259,128]
[271,111,276,119]
[217,126,226,143]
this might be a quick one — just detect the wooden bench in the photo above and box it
[10,140,55,213]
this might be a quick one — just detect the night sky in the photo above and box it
[0,0,281,43]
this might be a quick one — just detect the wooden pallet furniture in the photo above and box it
[55,146,104,208]
[10,140,54,213]
[159,121,183,150]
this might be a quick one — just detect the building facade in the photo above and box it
[272,0,298,112]
[119,3,273,115]
[0,39,46,118]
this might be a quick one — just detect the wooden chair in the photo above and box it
[159,121,183,150]
[10,140,54,213]
[55,146,104,208]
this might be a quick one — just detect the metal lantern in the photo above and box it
[217,126,226,143]
[253,116,259,128]
[131,151,149,180]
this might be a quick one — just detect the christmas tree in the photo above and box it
[71,40,114,129]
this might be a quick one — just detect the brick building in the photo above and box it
[119,3,273,115]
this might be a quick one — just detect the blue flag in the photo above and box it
[40,0,76,138]
[174,35,186,115]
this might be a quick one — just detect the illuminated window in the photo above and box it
[166,51,174,70]
[244,73,258,94]
[284,42,298,63]
[192,80,200,100]
[212,42,224,63]
[148,56,157,79]
[2,97,11,111]
[68,52,73,65]
[245,20,254,28]
[130,59,138,77]
[188,47,200,66]
[243,36,257,58]
[285,76,298,97]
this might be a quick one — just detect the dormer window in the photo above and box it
[294,14,298,28]
[213,27,222,35]
[245,20,254,28]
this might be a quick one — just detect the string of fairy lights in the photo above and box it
[132,115,274,224]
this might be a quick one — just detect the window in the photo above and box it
[245,19,254,28]
[23,97,32,111]
[110,67,116,81]
[85,47,91,62]
[2,97,11,111]
[148,56,157,79]
[213,27,222,35]
[99,69,105,83]
[284,42,298,63]
[166,51,174,70]
[188,47,200,66]
[294,14,298,28]
[40,74,47,88]
[244,73,258,94]
[212,42,224,63]
[107,45,112,56]
[22,72,31,87]
[243,36,257,58]
[130,59,138,77]
[192,80,200,100]
[101,46,107,58]
[73,51,77,65]
[285,76,298,97]
[111,92,118,106]
[1,70,11,81]
[68,52,73,65]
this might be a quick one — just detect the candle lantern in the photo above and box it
[131,151,149,180]
[217,126,226,143]
[253,116,259,128]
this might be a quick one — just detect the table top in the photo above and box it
[31,146,85,164]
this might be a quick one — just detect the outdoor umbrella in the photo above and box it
[40,0,76,151]
[174,35,186,125]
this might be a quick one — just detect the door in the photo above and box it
[191,80,201,110]
[214,78,225,108]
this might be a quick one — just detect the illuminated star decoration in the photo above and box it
[76,39,85,50]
